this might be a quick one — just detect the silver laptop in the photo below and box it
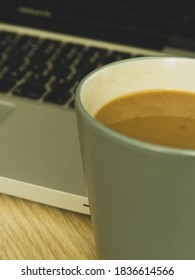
[0,0,195,215]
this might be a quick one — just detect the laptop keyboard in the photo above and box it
[0,31,139,107]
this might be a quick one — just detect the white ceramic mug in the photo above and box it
[75,57,195,259]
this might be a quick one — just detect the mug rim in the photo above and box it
[75,56,195,157]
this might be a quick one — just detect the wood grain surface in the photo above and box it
[0,194,97,260]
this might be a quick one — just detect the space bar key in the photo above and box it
[13,83,46,99]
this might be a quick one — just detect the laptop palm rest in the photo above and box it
[0,96,89,214]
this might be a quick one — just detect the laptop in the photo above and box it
[0,0,195,215]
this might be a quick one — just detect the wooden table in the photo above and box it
[0,194,97,260]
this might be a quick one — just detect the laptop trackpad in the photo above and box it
[0,98,86,197]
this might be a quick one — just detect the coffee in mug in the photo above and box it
[95,89,195,149]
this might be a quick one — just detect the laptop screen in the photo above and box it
[1,1,146,47]
[0,1,117,40]
[0,1,76,29]
[2,0,194,52]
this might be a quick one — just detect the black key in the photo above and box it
[0,78,16,93]
[51,78,75,91]
[26,73,50,86]
[70,69,93,83]
[5,57,25,70]
[74,61,96,76]
[44,90,71,105]
[3,69,26,81]
[27,62,48,75]
[49,66,72,79]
